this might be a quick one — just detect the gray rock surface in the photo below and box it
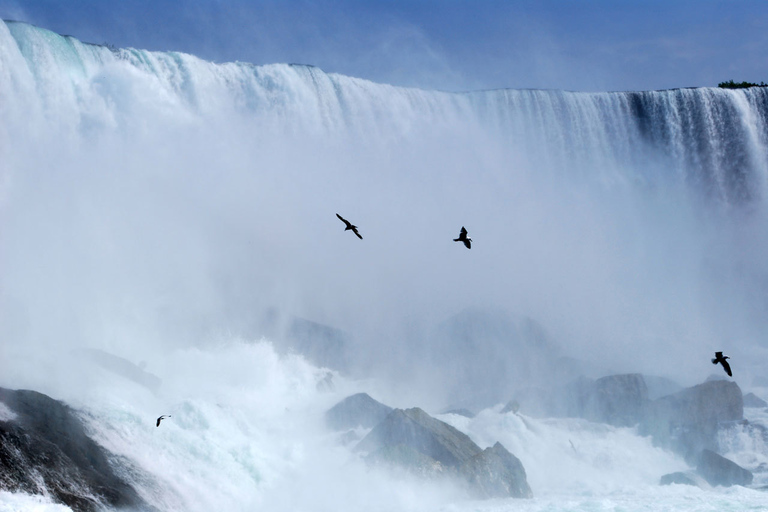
[511,373,650,425]
[696,449,753,487]
[743,392,768,408]
[355,407,532,499]
[0,387,149,512]
[458,442,533,498]
[659,471,699,486]
[586,374,649,427]
[325,393,393,431]
[356,408,482,467]
[639,380,743,460]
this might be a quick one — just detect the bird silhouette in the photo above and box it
[453,226,471,249]
[711,351,732,377]
[336,213,363,239]
[156,415,171,427]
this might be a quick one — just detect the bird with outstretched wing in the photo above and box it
[336,213,363,239]
[453,226,471,249]
[711,351,732,377]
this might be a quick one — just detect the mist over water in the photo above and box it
[1,19,768,511]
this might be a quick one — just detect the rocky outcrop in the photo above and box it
[325,393,393,430]
[743,392,768,408]
[585,374,649,427]
[644,375,683,400]
[284,317,350,372]
[696,449,753,487]
[513,374,649,426]
[458,442,533,498]
[355,407,532,498]
[639,380,743,460]
[0,387,148,512]
[356,408,482,467]
[74,348,161,392]
[659,471,698,486]
[427,308,566,410]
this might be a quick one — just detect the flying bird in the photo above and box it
[453,226,471,249]
[156,415,171,427]
[711,351,732,377]
[336,213,363,239]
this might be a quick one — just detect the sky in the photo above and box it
[1,0,767,92]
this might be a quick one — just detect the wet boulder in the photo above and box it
[743,392,767,408]
[639,380,743,460]
[325,393,392,431]
[355,407,532,498]
[458,442,533,498]
[659,471,699,486]
[696,449,753,487]
[0,387,148,512]
[355,408,482,467]
[586,374,649,427]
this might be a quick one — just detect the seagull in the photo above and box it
[336,213,363,239]
[453,226,471,249]
[711,351,732,377]
[156,415,171,427]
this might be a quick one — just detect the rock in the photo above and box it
[427,308,562,409]
[355,407,532,498]
[644,375,684,400]
[587,374,649,427]
[356,408,482,467]
[532,374,649,426]
[743,392,768,408]
[74,348,162,392]
[365,444,448,478]
[500,400,520,414]
[512,373,673,421]
[325,393,392,431]
[508,386,562,417]
[639,380,743,460]
[660,472,698,486]
[284,317,350,372]
[316,371,335,392]
[458,442,533,498]
[0,387,149,512]
[696,449,753,487]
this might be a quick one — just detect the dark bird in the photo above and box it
[156,415,171,427]
[336,213,362,239]
[453,226,471,249]
[711,351,732,377]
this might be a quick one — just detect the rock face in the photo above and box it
[696,449,753,487]
[0,387,148,512]
[75,348,161,392]
[743,392,768,408]
[660,471,698,486]
[356,407,532,498]
[356,408,482,467]
[284,317,350,373]
[325,393,393,430]
[639,380,743,460]
[584,374,649,427]
[427,308,564,410]
[458,442,533,499]
[512,374,650,426]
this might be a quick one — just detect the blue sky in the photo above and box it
[1,0,767,92]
